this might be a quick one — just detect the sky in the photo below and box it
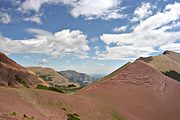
[0,0,180,76]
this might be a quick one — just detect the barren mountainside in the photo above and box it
[0,52,48,88]
[79,61,180,120]
[0,60,180,120]
[0,51,180,120]
[137,51,180,82]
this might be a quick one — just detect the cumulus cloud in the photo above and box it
[0,28,90,58]
[131,2,154,22]
[70,0,123,20]
[18,0,123,20]
[0,11,11,24]
[18,0,77,12]
[112,26,127,32]
[18,0,47,13]
[97,2,180,60]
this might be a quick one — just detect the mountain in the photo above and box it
[79,61,180,120]
[0,60,179,120]
[59,70,95,87]
[163,50,180,64]
[137,50,180,81]
[0,52,48,88]
[27,67,80,88]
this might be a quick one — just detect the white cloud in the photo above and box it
[38,58,48,65]
[131,2,154,22]
[134,2,180,32]
[18,0,47,13]
[0,28,90,59]
[26,28,52,36]
[97,2,180,60]
[0,12,11,24]
[159,43,180,53]
[70,0,123,20]
[113,26,127,32]
[96,46,156,60]
[18,0,77,13]
[18,0,124,20]
[23,14,42,24]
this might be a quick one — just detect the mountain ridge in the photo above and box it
[137,50,180,82]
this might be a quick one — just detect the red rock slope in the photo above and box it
[80,61,180,120]
[0,52,48,88]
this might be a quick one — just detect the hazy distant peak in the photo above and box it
[59,70,95,87]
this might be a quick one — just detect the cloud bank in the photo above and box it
[18,0,123,20]
[0,28,90,58]
[97,2,180,60]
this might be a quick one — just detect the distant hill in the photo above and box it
[0,52,48,88]
[137,50,180,82]
[27,67,80,88]
[59,70,95,87]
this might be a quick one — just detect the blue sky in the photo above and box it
[0,0,180,76]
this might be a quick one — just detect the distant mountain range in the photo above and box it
[59,70,95,87]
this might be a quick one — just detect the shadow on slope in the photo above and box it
[163,70,180,82]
